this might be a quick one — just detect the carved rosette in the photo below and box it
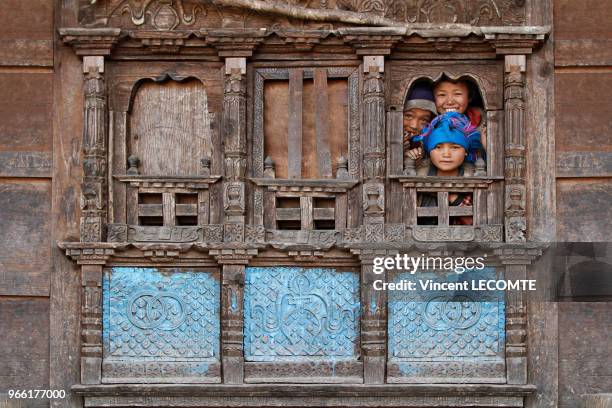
[503,56,526,243]
[81,57,108,242]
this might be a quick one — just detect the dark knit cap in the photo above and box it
[404,83,437,116]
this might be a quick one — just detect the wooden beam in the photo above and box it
[314,68,332,178]
[288,69,303,179]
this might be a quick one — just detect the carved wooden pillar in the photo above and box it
[359,251,387,384]
[213,249,255,384]
[80,56,108,242]
[362,56,386,226]
[504,263,528,384]
[221,264,245,384]
[504,55,527,242]
[80,262,105,384]
[223,58,247,241]
[495,248,535,385]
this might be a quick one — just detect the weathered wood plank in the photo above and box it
[0,299,49,390]
[556,179,612,241]
[559,303,612,408]
[437,192,449,226]
[335,194,347,229]
[556,152,612,178]
[0,151,51,177]
[287,69,303,179]
[0,39,53,67]
[555,40,612,66]
[0,181,51,296]
[163,192,176,226]
[0,73,53,152]
[301,196,314,230]
[314,68,332,178]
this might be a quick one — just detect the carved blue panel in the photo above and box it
[244,267,360,361]
[102,267,220,381]
[388,268,505,382]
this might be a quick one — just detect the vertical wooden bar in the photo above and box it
[335,195,347,229]
[198,189,210,225]
[113,111,128,224]
[126,186,138,225]
[221,264,245,384]
[387,110,404,223]
[314,68,332,178]
[301,196,314,230]
[403,188,417,226]
[80,264,103,384]
[288,69,303,179]
[263,191,276,229]
[163,192,176,226]
[474,189,487,226]
[437,192,449,226]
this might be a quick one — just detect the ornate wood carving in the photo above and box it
[503,55,526,242]
[81,264,104,384]
[81,57,108,242]
[79,0,526,29]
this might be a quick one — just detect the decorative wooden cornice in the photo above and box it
[59,26,550,58]
[59,28,123,56]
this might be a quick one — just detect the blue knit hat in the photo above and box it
[404,83,437,116]
[412,112,482,163]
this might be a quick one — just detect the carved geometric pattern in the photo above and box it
[244,267,360,361]
[388,268,505,359]
[103,267,220,360]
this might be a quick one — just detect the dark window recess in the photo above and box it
[417,192,438,226]
[138,193,163,226]
[276,197,301,230]
[313,197,335,230]
[139,216,164,226]
[176,216,198,226]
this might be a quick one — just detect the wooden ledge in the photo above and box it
[72,383,537,397]
[249,178,359,190]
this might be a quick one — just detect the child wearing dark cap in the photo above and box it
[403,83,438,165]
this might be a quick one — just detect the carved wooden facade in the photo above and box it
[57,1,551,406]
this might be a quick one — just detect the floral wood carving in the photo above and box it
[81,0,525,28]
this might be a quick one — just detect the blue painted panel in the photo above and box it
[103,267,220,361]
[244,267,360,361]
[388,268,505,360]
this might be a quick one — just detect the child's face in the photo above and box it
[434,81,469,114]
[403,108,433,137]
[430,142,466,174]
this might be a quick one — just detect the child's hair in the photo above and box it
[433,76,474,102]
[412,112,482,163]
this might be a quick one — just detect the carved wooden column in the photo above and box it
[80,56,108,242]
[80,263,104,384]
[223,58,247,241]
[212,249,257,384]
[358,250,387,384]
[504,55,527,242]
[61,246,114,384]
[362,56,386,229]
[495,248,538,385]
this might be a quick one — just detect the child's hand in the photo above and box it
[405,147,423,160]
